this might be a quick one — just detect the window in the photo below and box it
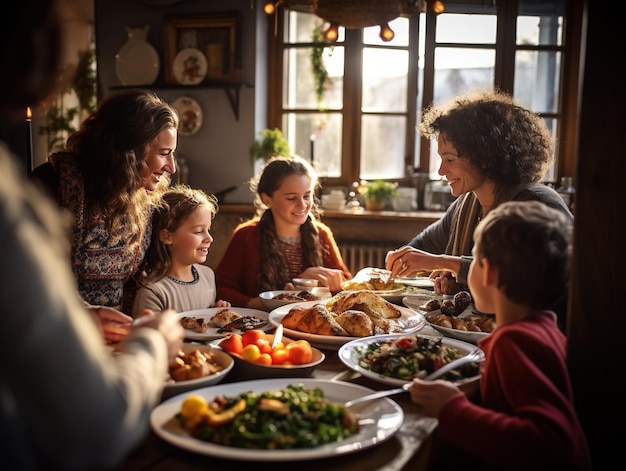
[268,0,572,187]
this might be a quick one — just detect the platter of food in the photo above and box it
[177,307,272,341]
[403,292,494,344]
[259,288,330,311]
[338,333,483,387]
[150,378,404,461]
[162,344,233,399]
[268,291,426,350]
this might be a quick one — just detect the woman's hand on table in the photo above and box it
[385,246,434,279]
[408,378,462,417]
[431,271,464,295]
[297,266,348,294]
[211,299,231,308]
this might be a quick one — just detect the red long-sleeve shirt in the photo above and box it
[432,311,591,470]
[215,219,351,307]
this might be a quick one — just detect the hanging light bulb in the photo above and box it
[379,23,395,42]
[432,1,445,14]
[323,23,339,42]
[263,1,276,15]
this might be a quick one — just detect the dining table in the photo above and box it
[113,324,446,471]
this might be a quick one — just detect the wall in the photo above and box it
[94,0,268,204]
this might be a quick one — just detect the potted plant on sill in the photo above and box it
[249,127,291,167]
[362,179,398,211]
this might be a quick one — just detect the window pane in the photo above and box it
[283,112,343,178]
[433,48,495,103]
[283,46,344,110]
[362,48,408,112]
[363,17,409,46]
[286,11,328,43]
[360,115,406,179]
[436,14,496,44]
[514,50,561,113]
[517,15,563,46]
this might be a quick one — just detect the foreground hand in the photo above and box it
[431,271,464,295]
[211,299,231,308]
[408,378,462,417]
[298,266,348,294]
[385,246,431,279]
[132,309,184,360]
[93,306,134,344]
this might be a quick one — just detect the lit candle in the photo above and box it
[310,134,316,163]
[26,106,33,174]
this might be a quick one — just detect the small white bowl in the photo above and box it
[161,344,233,399]
[292,278,319,290]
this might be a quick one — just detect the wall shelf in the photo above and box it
[109,82,252,121]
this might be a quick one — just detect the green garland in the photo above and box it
[310,25,330,110]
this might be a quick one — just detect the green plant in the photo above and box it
[363,180,398,203]
[310,23,331,110]
[249,128,291,164]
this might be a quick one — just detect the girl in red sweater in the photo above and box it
[408,201,591,470]
[216,156,352,310]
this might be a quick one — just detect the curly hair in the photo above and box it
[65,88,179,232]
[139,185,218,285]
[419,89,554,205]
[473,201,572,310]
[250,155,324,291]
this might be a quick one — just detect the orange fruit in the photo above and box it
[255,353,273,365]
[256,338,272,355]
[270,348,290,365]
[241,343,261,362]
[218,333,243,356]
[287,342,313,365]
[241,329,267,347]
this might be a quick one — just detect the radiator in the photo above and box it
[340,242,394,275]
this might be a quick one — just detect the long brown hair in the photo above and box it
[64,89,179,232]
[251,156,323,291]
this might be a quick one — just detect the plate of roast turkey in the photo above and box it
[268,291,426,350]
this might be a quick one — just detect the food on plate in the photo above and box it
[281,291,406,337]
[168,348,226,382]
[180,316,210,333]
[176,384,359,449]
[273,290,320,301]
[209,309,243,328]
[217,316,270,334]
[423,291,474,317]
[354,334,480,382]
[427,312,495,333]
[326,290,401,319]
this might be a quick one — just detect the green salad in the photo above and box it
[356,334,479,382]
[177,384,359,449]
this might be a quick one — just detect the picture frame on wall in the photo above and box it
[163,12,240,84]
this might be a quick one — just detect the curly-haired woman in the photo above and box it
[216,156,352,310]
[387,89,572,302]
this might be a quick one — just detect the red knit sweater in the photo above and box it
[215,219,351,307]
[431,311,591,470]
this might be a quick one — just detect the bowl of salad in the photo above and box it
[337,333,483,387]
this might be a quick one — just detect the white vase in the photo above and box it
[115,26,160,86]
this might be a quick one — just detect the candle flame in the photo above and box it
[26,106,32,121]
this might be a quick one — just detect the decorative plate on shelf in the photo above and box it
[172,96,203,137]
[115,28,159,86]
[172,48,208,85]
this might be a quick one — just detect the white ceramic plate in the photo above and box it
[172,96,203,136]
[162,344,233,399]
[150,378,404,461]
[338,333,483,387]
[172,48,208,85]
[396,276,435,289]
[268,301,426,350]
[178,308,271,341]
[259,288,331,311]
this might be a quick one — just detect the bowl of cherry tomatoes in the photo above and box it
[215,329,325,379]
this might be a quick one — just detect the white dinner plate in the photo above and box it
[338,333,483,387]
[172,48,208,85]
[150,378,404,461]
[268,301,426,350]
[178,307,270,341]
[172,96,203,137]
